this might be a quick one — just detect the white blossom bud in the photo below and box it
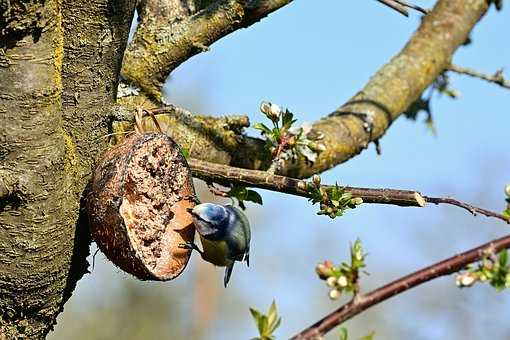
[260,101,281,122]
[326,276,337,288]
[312,174,321,186]
[260,101,271,114]
[328,289,341,300]
[351,197,363,205]
[269,103,282,117]
[337,276,348,288]
[505,184,510,197]
[456,273,477,287]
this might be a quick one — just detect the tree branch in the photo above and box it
[189,158,510,223]
[122,0,292,99]
[447,64,510,90]
[424,196,509,223]
[123,0,490,180]
[281,0,489,178]
[292,233,510,339]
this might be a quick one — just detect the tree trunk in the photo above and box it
[0,0,135,337]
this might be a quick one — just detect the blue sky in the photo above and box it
[52,1,509,339]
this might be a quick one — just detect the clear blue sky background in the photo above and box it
[52,1,509,339]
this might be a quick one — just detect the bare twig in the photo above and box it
[292,233,510,339]
[447,64,510,90]
[393,0,429,14]
[376,0,408,16]
[424,196,509,223]
[188,158,509,223]
[375,0,429,16]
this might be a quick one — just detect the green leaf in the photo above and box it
[266,300,281,334]
[282,110,295,129]
[339,327,349,340]
[249,307,262,322]
[228,185,248,199]
[499,249,508,267]
[250,308,266,335]
[246,190,263,205]
[360,331,376,340]
[253,122,272,135]
[250,301,281,339]
[269,317,281,335]
[267,300,277,328]
[180,147,190,159]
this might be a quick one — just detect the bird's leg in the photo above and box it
[179,242,204,257]
[183,195,200,204]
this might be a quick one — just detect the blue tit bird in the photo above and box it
[182,203,251,287]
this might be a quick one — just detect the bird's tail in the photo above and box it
[224,263,235,287]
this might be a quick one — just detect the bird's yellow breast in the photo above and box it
[199,236,232,267]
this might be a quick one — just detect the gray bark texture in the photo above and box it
[0,0,136,337]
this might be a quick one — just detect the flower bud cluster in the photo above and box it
[315,261,351,300]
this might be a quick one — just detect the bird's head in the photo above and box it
[188,203,229,239]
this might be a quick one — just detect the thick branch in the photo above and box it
[292,233,510,339]
[123,0,490,179]
[189,158,510,223]
[282,0,489,177]
[122,0,292,99]
[448,64,510,89]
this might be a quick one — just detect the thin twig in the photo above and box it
[292,233,510,339]
[375,0,428,16]
[447,64,510,90]
[424,196,509,223]
[393,0,429,14]
[376,0,408,16]
[188,159,509,223]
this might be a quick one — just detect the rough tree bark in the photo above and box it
[0,0,135,337]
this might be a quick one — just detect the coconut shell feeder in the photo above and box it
[86,132,196,280]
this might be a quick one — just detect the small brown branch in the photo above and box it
[189,159,508,223]
[424,196,510,224]
[189,158,425,207]
[292,233,510,339]
[447,64,510,90]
